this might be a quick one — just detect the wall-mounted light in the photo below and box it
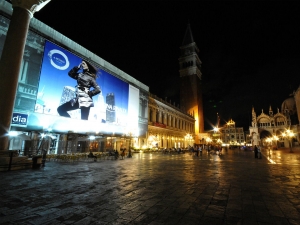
[8,131,18,137]
[89,135,95,140]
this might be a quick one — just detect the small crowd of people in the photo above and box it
[163,148,183,154]
[189,145,223,156]
[162,145,224,156]
[88,148,132,161]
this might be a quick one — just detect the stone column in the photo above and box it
[0,0,50,151]
[152,109,156,123]
[294,87,300,124]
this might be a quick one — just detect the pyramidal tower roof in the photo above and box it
[182,23,194,46]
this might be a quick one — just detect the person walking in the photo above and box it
[120,148,126,159]
[254,145,258,158]
[198,146,202,156]
[257,146,261,159]
[88,150,97,161]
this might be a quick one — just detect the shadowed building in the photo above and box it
[178,24,204,144]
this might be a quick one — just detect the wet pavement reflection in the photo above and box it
[1,148,300,225]
[263,147,300,165]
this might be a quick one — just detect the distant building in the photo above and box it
[249,96,300,148]
[220,119,245,146]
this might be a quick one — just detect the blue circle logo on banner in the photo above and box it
[48,49,70,70]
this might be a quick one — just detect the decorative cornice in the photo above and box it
[11,0,51,17]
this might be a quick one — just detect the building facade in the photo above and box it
[220,119,245,147]
[0,1,148,154]
[147,94,195,149]
[249,102,299,148]
[0,1,197,156]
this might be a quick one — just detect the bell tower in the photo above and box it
[179,23,204,141]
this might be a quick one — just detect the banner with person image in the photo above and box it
[29,40,139,135]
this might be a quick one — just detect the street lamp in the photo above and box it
[185,133,193,147]
[213,127,219,132]
[282,129,294,153]
[206,137,212,146]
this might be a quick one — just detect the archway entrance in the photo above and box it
[259,130,272,147]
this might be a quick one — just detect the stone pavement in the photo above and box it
[1,148,300,225]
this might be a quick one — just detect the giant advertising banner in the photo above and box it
[17,40,143,136]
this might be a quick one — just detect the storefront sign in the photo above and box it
[11,113,28,126]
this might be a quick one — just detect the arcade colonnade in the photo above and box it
[147,94,195,149]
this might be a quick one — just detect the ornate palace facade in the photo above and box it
[249,93,300,148]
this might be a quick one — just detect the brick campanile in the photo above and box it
[178,24,204,143]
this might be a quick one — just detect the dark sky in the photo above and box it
[33,0,300,131]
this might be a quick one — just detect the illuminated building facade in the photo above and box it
[249,101,299,148]
[0,1,149,154]
[147,94,195,149]
[0,1,196,156]
[220,119,245,146]
[178,24,204,144]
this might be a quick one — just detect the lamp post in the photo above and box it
[282,129,294,153]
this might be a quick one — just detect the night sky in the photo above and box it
[33,1,300,131]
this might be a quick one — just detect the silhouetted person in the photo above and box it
[254,145,258,158]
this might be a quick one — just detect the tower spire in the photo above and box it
[182,23,194,46]
[252,106,257,127]
[269,105,273,117]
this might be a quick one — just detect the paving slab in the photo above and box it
[1,148,300,225]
